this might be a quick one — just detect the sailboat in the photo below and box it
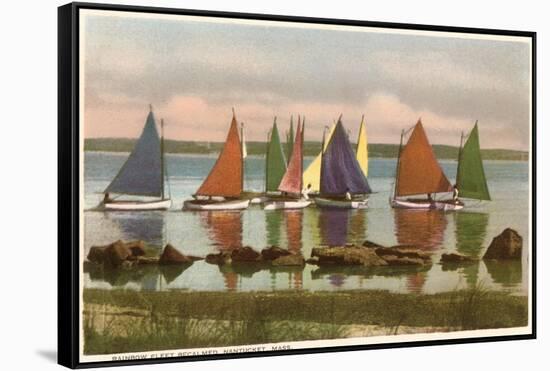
[247,116,287,205]
[265,117,288,195]
[315,116,372,209]
[285,115,295,165]
[183,110,250,211]
[390,119,457,210]
[449,121,491,203]
[263,118,311,210]
[356,114,368,177]
[302,123,336,194]
[101,106,172,211]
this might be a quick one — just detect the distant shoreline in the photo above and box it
[84,138,529,161]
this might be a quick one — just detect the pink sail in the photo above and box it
[278,118,303,194]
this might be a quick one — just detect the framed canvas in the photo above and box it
[58,2,536,368]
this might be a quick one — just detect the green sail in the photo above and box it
[265,120,287,192]
[456,123,491,200]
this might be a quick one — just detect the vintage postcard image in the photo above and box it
[78,8,533,363]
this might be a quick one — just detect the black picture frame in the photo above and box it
[58,2,537,368]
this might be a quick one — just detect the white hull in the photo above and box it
[103,199,172,211]
[183,199,250,211]
[250,196,269,204]
[390,198,464,211]
[315,197,368,209]
[262,199,312,210]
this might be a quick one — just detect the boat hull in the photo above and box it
[183,199,250,211]
[390,198,464,211]
[103,199,172,211]
[262,199,312,210]
[314,197,368,209]
[249,196,269,204]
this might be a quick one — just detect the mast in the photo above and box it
[319,125,328,195]
[394,129,405,199]
[265,122,272,193]
[301,117,305,191]
[161,117,165,200]
[456,130,465,188]
[356,114,365,153]
[240,119,245,194]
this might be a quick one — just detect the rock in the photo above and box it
[440,252,477,264]
[105,240,132,267]
[375,246,432,260]
[205,251,232,265]
[136,256,160,265]
[373,245,432,266]
[382,255,426,266]
[231,246,261,262]
[87,245,108,264]
[272,253,305,266]
[311,246,388,266]
[261,246,292,261]
[483,228,523,260]
[88,240,145,266]
[187,255,204,261]
[124,240,146,256]
[120,260,136,269]
[306,257,320,265]
[159,244,192,265]
[362,240,385,249]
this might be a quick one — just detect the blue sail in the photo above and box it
[320,119,372,195]
[104,111,163,197]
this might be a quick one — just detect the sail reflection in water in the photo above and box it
[265,211,283,247]
[312,209,371,289]
[200,211,243,250]
[393,209,448,292]
[200,211,243,291]
[106,211,166,247]
[318,209,350,247]
[284,210,303,289]
[85,211,168,290]
[393,209,448,250]
[453,212,489,287]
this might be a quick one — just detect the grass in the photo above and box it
[83,287,527,355]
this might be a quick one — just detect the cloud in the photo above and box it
[82,12,531,150]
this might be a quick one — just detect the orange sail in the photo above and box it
[395,120,452,196]
[196,113,243,197]
[278,118,303,194]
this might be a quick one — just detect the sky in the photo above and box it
[82,10,532,150]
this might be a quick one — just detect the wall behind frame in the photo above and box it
[0,0,546,370]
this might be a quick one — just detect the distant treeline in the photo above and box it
[85,138,529,161]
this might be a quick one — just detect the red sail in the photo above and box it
[396,120,452,196]
[278,119,303,194]
[196,114,243,197]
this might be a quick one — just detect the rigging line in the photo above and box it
[164,155,172,200]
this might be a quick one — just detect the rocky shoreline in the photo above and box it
[85,228,523,273]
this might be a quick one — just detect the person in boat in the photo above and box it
[302,183,312,200]
[426,193,436,208]
[452,184,460,204]
[103,192,112,204]
[345,188,352,201]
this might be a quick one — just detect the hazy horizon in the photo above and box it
[82,10,532,151]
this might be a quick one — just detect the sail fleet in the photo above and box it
[100,106,491,212]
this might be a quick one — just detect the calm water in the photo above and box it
[83,152,530,294]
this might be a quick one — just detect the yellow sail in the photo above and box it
[302,124,336,192]
[356,115,368,177]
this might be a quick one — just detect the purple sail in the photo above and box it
[320,119,372,195]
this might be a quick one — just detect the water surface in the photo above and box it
[83,152,529,294]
